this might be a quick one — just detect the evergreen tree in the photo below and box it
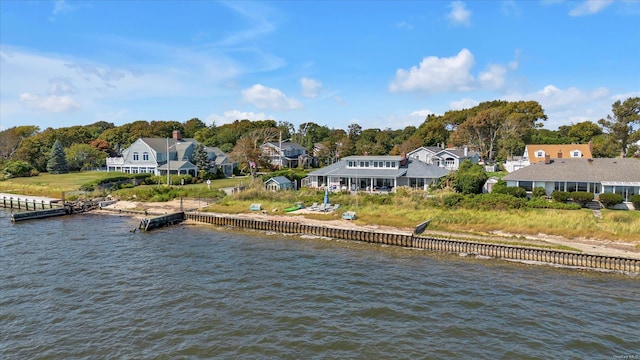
[46,140,69,174]
[193,143,210,177]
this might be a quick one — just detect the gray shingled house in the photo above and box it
[502,157,640,203]
[106,130,234,178]
[303,154,450,192]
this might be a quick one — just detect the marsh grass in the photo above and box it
[202,187,640,243]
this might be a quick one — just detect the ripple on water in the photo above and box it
[1,211,639,359]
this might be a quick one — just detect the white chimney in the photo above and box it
[464,146,468,157]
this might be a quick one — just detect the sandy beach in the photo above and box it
[99,200,640,260]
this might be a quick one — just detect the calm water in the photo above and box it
[1,211,639,359]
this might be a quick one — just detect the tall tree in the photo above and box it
[0,125,39,160]
[451,100,546,161]
[65,143,107,171]
[598,97,640,156]
[46,140,69,174]
[182,118,206,138]
[193,143,210,177]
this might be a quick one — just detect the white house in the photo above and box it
[407,146,479,171]
[106,130,234,177]
[303,154,450,192]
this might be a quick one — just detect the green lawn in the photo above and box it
[0,172,250,198]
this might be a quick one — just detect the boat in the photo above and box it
[284,202,305,213]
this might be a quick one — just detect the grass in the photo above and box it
[0,171,120,197]
[3,173,639,244]
[201,186,640,244]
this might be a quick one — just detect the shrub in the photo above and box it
[527,197,581,210]
[452,161,488,195]
[570,191,594,208]
[80,183,96,192]
[492,181,527,198]
[3,160,35,178]
[630,194,640,210]
[551,191,570,203]
[443,193,464,207]
[532,187,547,198]
[598,193,624,208]
[460,193,527,210]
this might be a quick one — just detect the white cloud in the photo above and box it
[410,109,435,118]
[531,85,610,109]
[478,64,508,90]
[569,0,614,16]
[206,110,274,126]
[20,93,80,113]
[450,98,479,110]
[503,85,614,129]
[48,77,76,95]
[448,1,471,26]
[241,84,303,110]
[390,48,475,93]
[300,77,322,98]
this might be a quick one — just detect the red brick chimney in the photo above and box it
[401,152,407,166]
[172,130,181,141]
[545,154,551,164]
[557,150,562,158]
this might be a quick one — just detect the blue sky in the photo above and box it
[1,0,639,132]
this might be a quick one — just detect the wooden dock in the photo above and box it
[1,193,62,211]
[10,208,68,222]
[139,212,185,231]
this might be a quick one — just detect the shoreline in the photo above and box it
[98,199,640,261]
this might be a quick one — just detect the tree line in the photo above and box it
[1,97,638,178]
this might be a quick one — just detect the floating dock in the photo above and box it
[10,207,68,222]
[140,212,185,231]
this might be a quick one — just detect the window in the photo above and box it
[143,152,149,161]
[572,151,580,157]
[554,182,565,192]
[133,152,139,161]
[519,181,533,191]
[536,151,544,158]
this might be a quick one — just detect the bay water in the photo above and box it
[1,211,638,359]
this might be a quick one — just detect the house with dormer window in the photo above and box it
[106,130,235,177]
[303,154,449,192]
[504,143,593,172]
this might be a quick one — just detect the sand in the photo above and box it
[98,200,640,260]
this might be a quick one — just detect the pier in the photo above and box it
[186,212,640,273]
[140,212,185,231]
[1,193,62,211]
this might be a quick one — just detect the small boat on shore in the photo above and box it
[284,202,305,213]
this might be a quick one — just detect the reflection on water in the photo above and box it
[1,211,638,358]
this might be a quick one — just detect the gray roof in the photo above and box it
[157,160,198,171]
[404,159,451,178]
[267,176,292,185]
[264,141,307,151]
[308,158,449,179]
[502,158,640,184]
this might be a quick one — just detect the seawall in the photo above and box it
[186,212,640,273]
